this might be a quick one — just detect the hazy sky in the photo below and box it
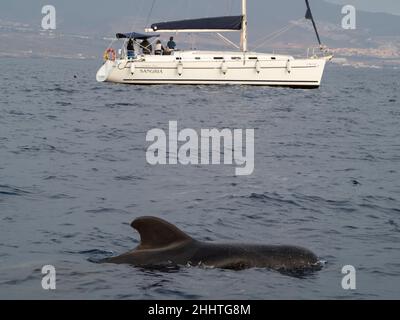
[1,0,399,34]
[326,0,400,15]
[1,0,400,22]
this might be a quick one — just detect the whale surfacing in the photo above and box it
[104,216,321,273]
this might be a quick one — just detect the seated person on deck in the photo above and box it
[154,40,165,55]
[167,37,176,50]
[141,39,152,55]
[164,37,177,55]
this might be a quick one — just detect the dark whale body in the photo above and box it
[104,217,321,273]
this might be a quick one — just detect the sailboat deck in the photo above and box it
[131,50,294,63]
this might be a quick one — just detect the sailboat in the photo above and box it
[96,0,332,88]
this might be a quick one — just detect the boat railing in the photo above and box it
[307,47,319,58]
[307,45,333,59]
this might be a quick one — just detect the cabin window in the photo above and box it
[248,57,258,60]
[176,57,182,60]
[231,57,241,60]
[195,57,201,60]
[271,57,276,60]
[213,57,224,60]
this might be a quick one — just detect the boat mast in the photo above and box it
[240,0,248,52]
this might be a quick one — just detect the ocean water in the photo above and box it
[0,57,399,299]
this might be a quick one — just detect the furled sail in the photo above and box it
[305,0,322,46]
[148,15,243,33]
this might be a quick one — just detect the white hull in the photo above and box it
[97,51,328,88]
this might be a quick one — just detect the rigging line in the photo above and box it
[251,18,304,46]
[216,33,240,50]
[226,0,233,15]
[103,0,144,53]
[205,0,213,20]
[251,18,304,51]
[185,0,191,20]
[122,0,146,51]
[251,24,296,51]
[131,0,146,31]
[105,38,117,52]
[251,25,293,49]
[145,0,157,28]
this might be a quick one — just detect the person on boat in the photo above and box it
[167,37,176,50]
[141,38,152,55]
[126,38,135,59]
[154,40,164,55]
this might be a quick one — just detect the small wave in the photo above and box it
[105,102,133,107]
[48,193,76,200]
[43,175,57,180]
[248,192,300,207]
[73,249,116,263]
[97,128,128,140]
[292,193,354,209]
[1,274,37,286]
[0,184,31,196]
[343,225,358,230]
[388,220,400,232]
[85,208,130,215]
[56,101,72,106]
[7,110,33,116]
[276,261,325,278]
[77,249,115,255]
[359,203,400,215]
[48,87,77,94]
[114,175,145,181]
[13,144,69,155]
[90,86,104,91]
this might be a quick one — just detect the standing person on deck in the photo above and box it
[126,38,135,58]
[167,36,176,50]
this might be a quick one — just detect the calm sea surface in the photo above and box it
[0,58,399,299]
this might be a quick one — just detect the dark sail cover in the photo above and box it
[116,32,159,40]
[150,15,243,31]
[305,0,322,45]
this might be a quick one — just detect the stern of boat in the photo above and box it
[96,60,116,82]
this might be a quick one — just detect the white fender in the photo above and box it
[177,61,183,76]
[130,63,135,74]
[221,61,228,75]
[286,59,292,74]
[255,60,261,74]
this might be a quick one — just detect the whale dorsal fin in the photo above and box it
[131,216,193,250]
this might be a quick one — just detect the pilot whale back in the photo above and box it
[103,217,321,272]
